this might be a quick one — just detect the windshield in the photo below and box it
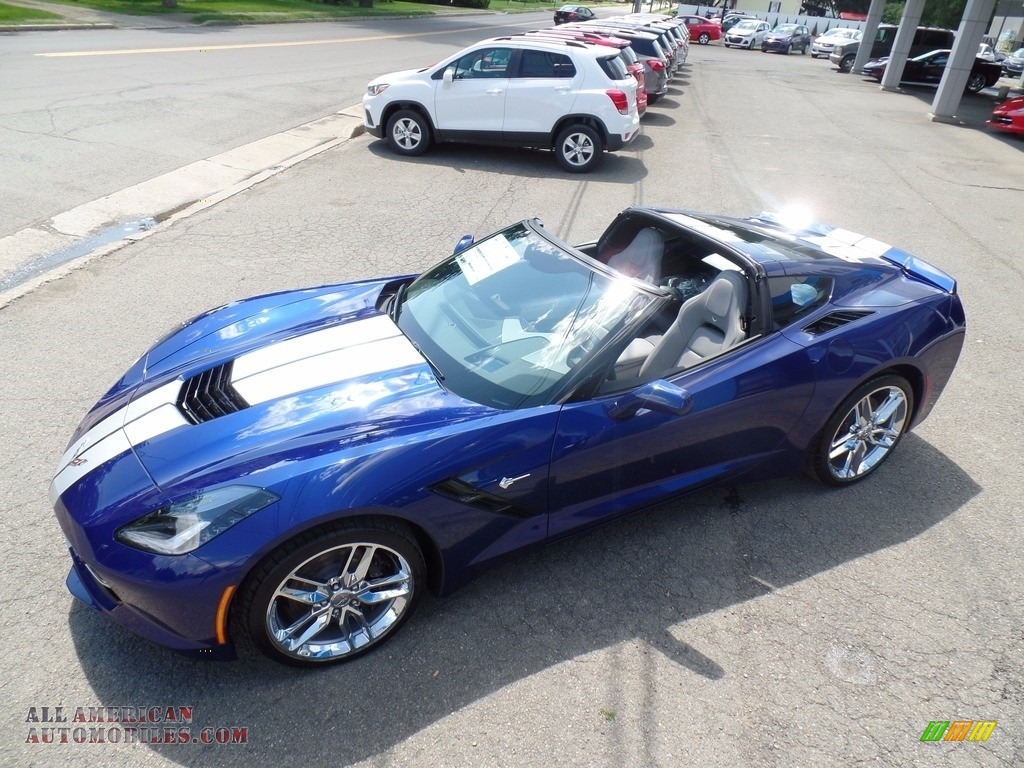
[774,25,797,34]
[396,223,654,409]
[734,21,759,31]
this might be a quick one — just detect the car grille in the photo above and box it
[177,362,250,424]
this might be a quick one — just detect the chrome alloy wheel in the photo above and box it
[391,117,423,151]
[266,542,413,661]
[560,130,596,167]
[827,385,909,481]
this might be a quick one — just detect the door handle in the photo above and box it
[555,86,572,93]
[486,88,503,95]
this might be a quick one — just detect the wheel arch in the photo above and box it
[229,508,447,635]
[380,101,437,140]
[875,362,925,426]
[551,114,610,147]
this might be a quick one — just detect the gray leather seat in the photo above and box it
[607,228,664,283]
[638,270,748,379]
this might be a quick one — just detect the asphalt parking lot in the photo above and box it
[1,37,1022,768]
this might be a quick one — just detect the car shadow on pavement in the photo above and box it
[641,111,677,128]
[364,141,650,183]
[70,432,978,766]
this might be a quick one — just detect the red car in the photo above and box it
[523,29,648,116]
[989,95,1024,136]
[678,15,722,45]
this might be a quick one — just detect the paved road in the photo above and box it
[0,12,560,239]
[1,40,1022,768]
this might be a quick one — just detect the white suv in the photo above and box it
[362,37,640,173]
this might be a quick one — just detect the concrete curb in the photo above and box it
[0,22,115,31]
[0,105,366,309]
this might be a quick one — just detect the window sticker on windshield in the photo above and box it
[456,236,522,285]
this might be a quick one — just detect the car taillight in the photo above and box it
[650,59,666,71]
[606,90,630,115]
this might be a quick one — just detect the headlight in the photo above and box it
[116,486,279,555]
[366,83,389,96]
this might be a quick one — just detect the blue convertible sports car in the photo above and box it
[51,206,965,666]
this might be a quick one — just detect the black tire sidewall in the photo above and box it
[810,374,914,487]
[386,109,431,156]
[238,522,425,666]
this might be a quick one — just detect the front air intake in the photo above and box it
[177,362,249,424]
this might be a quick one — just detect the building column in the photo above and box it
[879,0,926,91]
[932,0,998,120]
[852,0,887,73]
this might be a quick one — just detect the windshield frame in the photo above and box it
[395,220,666,410]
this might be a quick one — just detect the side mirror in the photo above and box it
[454,234,474,254]
[443,67,455,87]
[607,380,694,420]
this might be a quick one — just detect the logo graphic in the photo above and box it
[920,720,997,742]
[498,473,530,490]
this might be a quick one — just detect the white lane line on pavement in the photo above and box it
[36,24,507,57]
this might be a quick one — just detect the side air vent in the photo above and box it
[431,479,537,519]
[177,362,249,424]
[802,310,874,335]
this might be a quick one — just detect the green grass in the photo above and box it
[0,2,65,21]
[37,0,440,22]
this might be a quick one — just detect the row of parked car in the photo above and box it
[362,13,694,173]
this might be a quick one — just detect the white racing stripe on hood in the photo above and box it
[231,314,425,405]
[49,315,425,505]
[49,380,185,506]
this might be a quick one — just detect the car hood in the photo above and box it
[367,67,431,88]
[52,279,497,496]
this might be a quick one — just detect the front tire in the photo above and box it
[838,53,855,73]
[386,109,431,157]
[810,375,913,486]
[554,124,603,173]
[965,72,986,93]
[237,520,425,666]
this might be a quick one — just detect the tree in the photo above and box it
[800,0,871,17]
[877,0,968,29]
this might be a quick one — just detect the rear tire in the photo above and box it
[555,124,603,173]
[698,32,710,45]
[386,109,431,157]
[965,72,986,93]
[810,374,914,486]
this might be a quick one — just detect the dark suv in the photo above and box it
[829,24,955,73]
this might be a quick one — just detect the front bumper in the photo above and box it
[64,540,237,663]
[725,36,755,48]
[65,546,237,661]
[362,96,385,139]
[762,40,794,52]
